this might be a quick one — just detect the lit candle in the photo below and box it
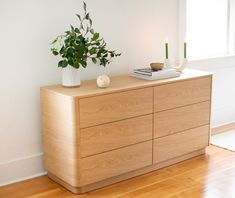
[184,38,187,59]
[165,38,168,59]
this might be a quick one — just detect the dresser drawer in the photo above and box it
[154,77,211,112]
[81,115,152,158]
[80,141,152,185]
[154,101,211,138]
[153,125,209,164]
[79,88,153,128]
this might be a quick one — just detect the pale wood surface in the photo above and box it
[211,121,235,135]
[1,146,235,198]
[154,101,211,138]
[79,141,152,186]
[154,77,211,112]
[40,88,80,186]
[80,115,153,157]
[40,69,212,192]
[154,125,210,164]
[79,88,153,128]
[41,69,212,98]
[155,149,205,170]
[48,149,205,194]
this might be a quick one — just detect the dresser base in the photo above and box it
[48,148,205,194]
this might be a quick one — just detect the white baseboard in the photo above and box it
[0,153,47,186]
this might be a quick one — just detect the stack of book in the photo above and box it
[130,67,180,81]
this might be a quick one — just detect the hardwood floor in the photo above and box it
[1,145,235,198]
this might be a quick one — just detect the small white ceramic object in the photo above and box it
[96,74,110,88]
[173,58,188,72]
[62,66,80,87]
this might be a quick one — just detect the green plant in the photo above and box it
[50,2,121,69]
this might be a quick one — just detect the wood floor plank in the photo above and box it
[0,146,235,198]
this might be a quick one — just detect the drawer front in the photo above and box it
[79,88,153,128]
[154,77,211,112]
[153,125,209,164]
[81,115,153,157]
[80,141,152,185]
[154,101,211,138]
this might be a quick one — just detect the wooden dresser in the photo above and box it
[41,69,212,194]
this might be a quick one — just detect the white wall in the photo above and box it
[188,56,235,127]
[0,0,179,185]
[178,0,235,127]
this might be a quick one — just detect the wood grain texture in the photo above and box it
[154,149,205,170]
[1,146,235,198]
[79,88,153,128]
[80,115,153,157]
[154,77,211,112]
[79,141,152,186]
[40,89,80,186]
[154,101,211,138]
[40,69,212,193]
[48,149,205,194]
[41,69,212,98]
[153,125,210,164]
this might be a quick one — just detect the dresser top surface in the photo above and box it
[41,69,212,98]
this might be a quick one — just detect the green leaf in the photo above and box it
[52,50,59,55]
[91,57,97,64]
[51,38,58,45]
[92,32,99,41]
[90,29,94,34]
[70,25,75,32]
[62,60,68,67]
[58,60,68,68]
[83,1,87,12]
[66,47,74,56]
[70,32,76,38]
[58,60,63,67]
[97,51,101,58]
[76,14,81,21]
[95,41,100,46]
[74,60,80,69]
[80,59,87,68]
[85,13,90,20]
[59,46,65,54]
[68,57,74,66]
[89,47,96,55]
[75,28,80,34]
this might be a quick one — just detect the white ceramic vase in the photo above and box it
[62,66,81,87]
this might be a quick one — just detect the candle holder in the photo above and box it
[171,58,188,72]
[164,59,170,68]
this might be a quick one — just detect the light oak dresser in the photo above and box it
[41,69,212,194]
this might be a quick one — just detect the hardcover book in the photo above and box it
[131,67,180,80]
